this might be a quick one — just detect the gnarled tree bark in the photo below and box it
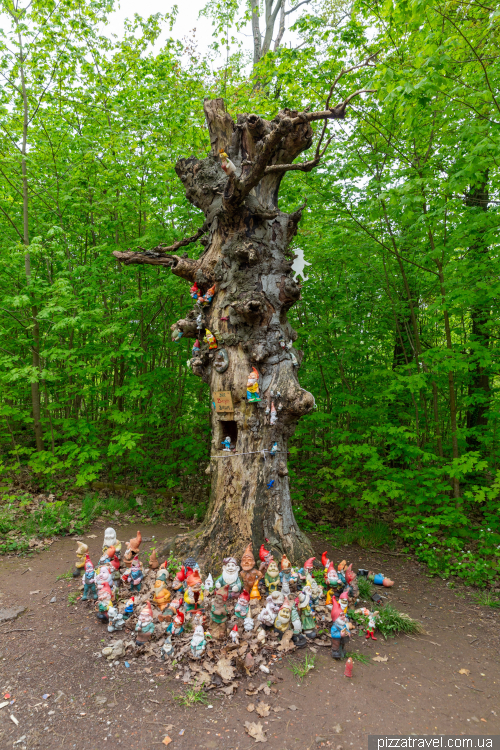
[113,89,373,567]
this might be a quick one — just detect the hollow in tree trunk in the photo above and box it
[114,87,373,566]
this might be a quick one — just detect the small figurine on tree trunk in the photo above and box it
[246,367,261,402]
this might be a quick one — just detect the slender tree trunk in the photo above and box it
[465,176,490,451]
[15,13,44,452]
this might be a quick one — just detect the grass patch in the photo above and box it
[319,521,395,551]
[348,651,371,664]
[68,591,79,605]
[473,591,500,608]
[357,576,373,600]
[0,488,207,555]
[172,685,209,707]
[287,653,316,683]
[376,603,425,639]
[56,569,73,581]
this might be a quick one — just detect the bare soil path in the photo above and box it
[0,524,498,749]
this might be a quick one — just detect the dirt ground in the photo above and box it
[0,523,499,750]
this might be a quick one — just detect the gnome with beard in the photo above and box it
[215,557,242,599]
[240,544,261,593]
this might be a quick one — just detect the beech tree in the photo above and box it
[114,78,373,565]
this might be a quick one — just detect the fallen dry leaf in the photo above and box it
[164,725,173,732]
[459,668,471,676]
[372,656,388,663]
[246,689,259,696]
[288,705,297,711]
[216,657,235,683]
[203,660,216,674]
[262,686,271,696]
[247,703,255,713]
[273,706,285,713]
[219,684,236,696]
[162,737,172,747]
[86,534,97,539]
[244,720,267,743]
[278,629,295,653]
[256,701,270,718]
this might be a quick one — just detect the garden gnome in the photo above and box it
[161,635,174,660]
[74,541,88,577]
[203,329,217,349]
[345,564,359,602]
[123,530,142,564]
[321,551,330,576]
[309,578,323,607]
[243,616,254,633]
[123,596,135,620]
[290,602,307,648]
[123,556,144,592]
[192,339,200,357]
[215,557,242,599]
[184,569,204,614]
[273,596,292,638]
[270,442,278,456]
[172,566,188,594]
[221,436,231,451]
[219,148,237,176]
[103,527,122,558]
[339,591,349,614]
[184,556,200,573]
[370,572,394,587]
[264,559,280,593]
[258,544,273,576]
[257,596,278,629]
[330,597,349,659]
[173,610,185,636]
[298,557,316,588]
[230,624,239,645]
[240,543,260,593]
[97,582,113,622]
[135,602,155,645]
[96,564,115,596]
[203,573,214,593]
[200,284,216,306]
[344,657,354,678]
[190,281,201,301]
[365,609,379,640]
[246,367,261,402]
[149,549,159,570]
[105,546,121,589]
[280,554,293,595]
[190,625,207,658]
[297,588,317,639]
[153,580,171,611]
[326,561,341,589]
[235,589,250,620]
[270,401,277,425]
[81,555,97,601]
[210,584,229,639]
[249,577,261,602]
[107,606,125,633]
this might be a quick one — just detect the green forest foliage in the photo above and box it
[0,0,499,585]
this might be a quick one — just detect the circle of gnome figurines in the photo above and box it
[74,532,394,672]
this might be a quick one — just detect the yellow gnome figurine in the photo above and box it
[204,329,218,350]
[74,541,88,577]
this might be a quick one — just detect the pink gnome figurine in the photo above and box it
[344,656,354,678]
[97,582,113,623]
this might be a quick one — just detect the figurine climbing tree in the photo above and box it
[114,77,374,566]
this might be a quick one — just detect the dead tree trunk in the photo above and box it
[114,86,373,566]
